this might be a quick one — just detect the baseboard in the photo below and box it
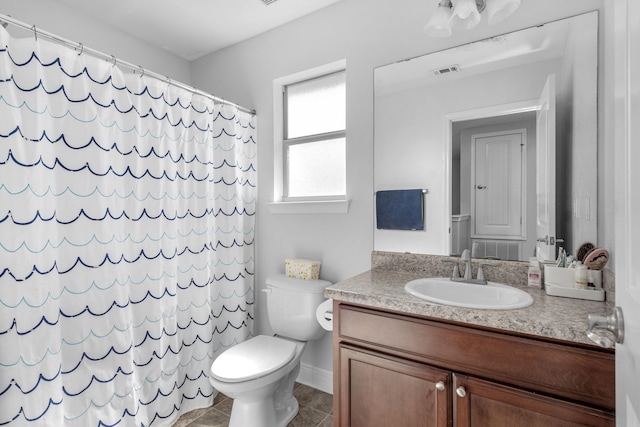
[296,363,333,395]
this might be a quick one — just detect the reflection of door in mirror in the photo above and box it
[472,130,524,239]
[452,114,535,261]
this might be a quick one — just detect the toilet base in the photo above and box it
[228,394,298,427]
[277,395,299,426]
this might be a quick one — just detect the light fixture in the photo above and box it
[424,0,453,38]
[485,0,521,25]
[449,0,483,30]
[424,0,521,38]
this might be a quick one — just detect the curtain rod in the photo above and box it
[0,13,256,116]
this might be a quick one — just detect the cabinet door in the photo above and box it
[453,374,614,427]
[338,345,450,427]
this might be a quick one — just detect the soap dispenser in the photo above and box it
[527,257,541,288]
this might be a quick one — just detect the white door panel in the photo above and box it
[614,0,640,424]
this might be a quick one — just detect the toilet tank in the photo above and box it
[265,274,331,342]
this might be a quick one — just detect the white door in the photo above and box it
[472,130,524,238]
[535,74,556,261]
[614,0,640,423]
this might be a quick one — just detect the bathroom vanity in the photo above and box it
[326,253,615,426]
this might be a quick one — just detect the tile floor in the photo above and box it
[172,383,333,427]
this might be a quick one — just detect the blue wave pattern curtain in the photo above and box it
[0,27,255,426]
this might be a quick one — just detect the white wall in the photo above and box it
[557,14,600,256]
[1,0,191,83]
[190,0,608,388]
[601,1,616,270]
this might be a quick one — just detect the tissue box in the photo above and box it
[544,265,577,287]
[285,259,321,280]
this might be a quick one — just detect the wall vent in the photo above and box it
[432,65,461,76]
[471,239,522,261]
[261,0,279,4]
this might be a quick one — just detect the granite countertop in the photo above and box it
[324,253,615,348]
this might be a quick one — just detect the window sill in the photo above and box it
[267,199,350,214]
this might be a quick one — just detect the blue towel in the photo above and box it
[376,189,424,230]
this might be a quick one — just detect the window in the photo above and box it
[271,61,348,213]
[283,70,346,200]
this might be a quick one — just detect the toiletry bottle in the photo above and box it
[528,257,541,287]
[574,261,588,289]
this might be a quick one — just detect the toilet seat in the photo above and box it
[210,335,297,383]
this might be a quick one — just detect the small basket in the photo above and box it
[285,258,321,280]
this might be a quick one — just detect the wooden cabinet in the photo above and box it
[339,345,449,427]
[453,374,614,427]
[333,303,615,427]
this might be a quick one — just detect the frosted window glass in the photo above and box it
[286,71,346,139]
[287,138,346,197]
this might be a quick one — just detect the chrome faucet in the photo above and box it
[441,249,492,285]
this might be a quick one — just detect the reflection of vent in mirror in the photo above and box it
[432,65,460,75]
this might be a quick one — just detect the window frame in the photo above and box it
[270,60,349,214]
[283,132,347,201]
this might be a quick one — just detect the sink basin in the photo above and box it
[405,277,533,310]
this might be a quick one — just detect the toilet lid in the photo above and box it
[210,335,297,383]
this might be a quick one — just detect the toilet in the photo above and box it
[209,274,331,427]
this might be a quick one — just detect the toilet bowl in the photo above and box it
[209,274,331,427]
[210,335,306,427]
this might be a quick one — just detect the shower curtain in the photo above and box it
[0,26,255,426]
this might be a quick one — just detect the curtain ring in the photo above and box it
[76,43,84,56]
[138,65,145,78]
[31,24,38,41]
[110,55,117,67]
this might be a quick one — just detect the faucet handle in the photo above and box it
[477,263,495,283]
[461,249,471,261]
[441,259,461,278]
[452,263,461,278]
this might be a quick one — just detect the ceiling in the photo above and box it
[50,0,341,61]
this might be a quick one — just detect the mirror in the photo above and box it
[374,11,598,262]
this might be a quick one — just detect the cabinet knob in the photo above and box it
[456,386,467,398]
[435,381,445,391]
